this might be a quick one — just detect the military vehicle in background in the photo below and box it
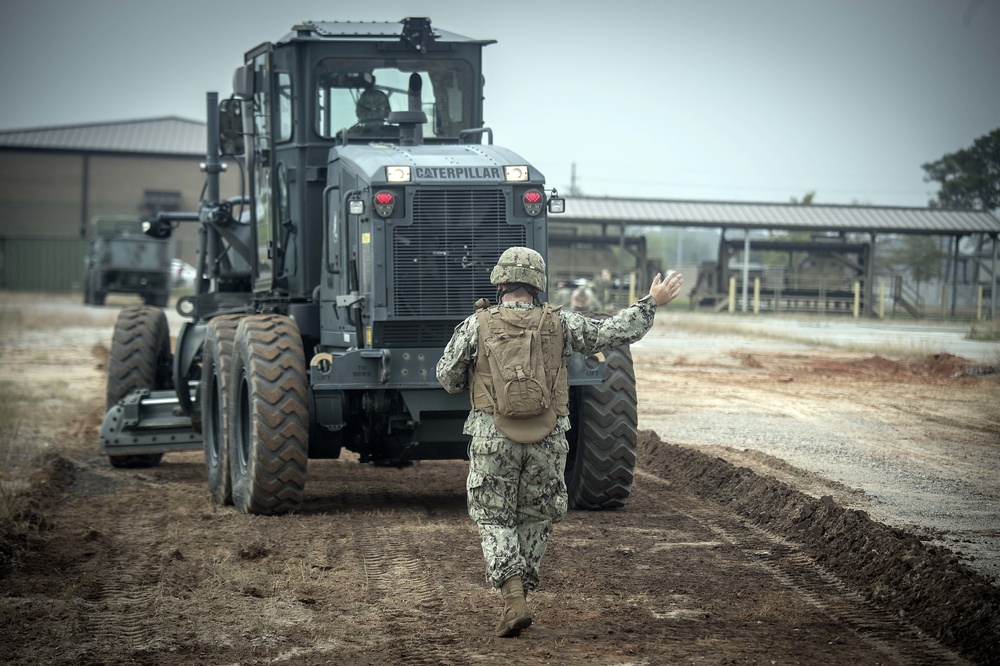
[99,18,639,514]
[83,216,172,306]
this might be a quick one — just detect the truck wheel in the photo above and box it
[565,346,638,510]
[106,306,172,468]
[93,291,107,306]
[200,315,242,505]
[229,315,309,515]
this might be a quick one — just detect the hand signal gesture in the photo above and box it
[648,270,684,306]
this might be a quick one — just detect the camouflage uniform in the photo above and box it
[436,297,658,591]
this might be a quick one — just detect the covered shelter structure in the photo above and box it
[551,196,1000,319]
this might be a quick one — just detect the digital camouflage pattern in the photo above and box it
[467,433,568,590]
[437,297,658,590]
[489,247,547,291]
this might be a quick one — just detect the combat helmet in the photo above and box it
[356,88,391,123]
[490,247,546,292]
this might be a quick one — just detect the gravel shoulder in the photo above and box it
[634,314,1000,582]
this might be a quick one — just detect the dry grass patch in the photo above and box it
[0,292,118,336]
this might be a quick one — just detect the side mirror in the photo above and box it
[219,98,244,156]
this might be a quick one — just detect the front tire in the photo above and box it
[565,346,638,509]
[200,316,242,505]
[228,315,309,515]
[105,306,172,468]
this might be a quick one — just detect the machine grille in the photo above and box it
[392,189,525,318]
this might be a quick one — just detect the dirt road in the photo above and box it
[1,297,998,665]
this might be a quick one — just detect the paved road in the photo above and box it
[661,312,1000,363]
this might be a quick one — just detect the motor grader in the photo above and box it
[99,17,639,514]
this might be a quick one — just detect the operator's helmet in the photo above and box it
[490,247,547,292]
[357,88,391,123]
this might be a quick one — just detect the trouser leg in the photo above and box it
[516,435,569,591]
[467,434,569,590]
[467,436,524,588]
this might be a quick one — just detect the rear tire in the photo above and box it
[200,316,242,505]
[229,315,309,515]
[565,346,638,509]
[106,306,172,468]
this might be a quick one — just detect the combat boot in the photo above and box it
[495,576,532,637]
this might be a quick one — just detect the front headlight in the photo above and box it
[503,165,529,182]
[386,166,411,183]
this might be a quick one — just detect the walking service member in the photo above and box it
[436,247,683,637]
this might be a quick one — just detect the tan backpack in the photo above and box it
[474,304,562,443]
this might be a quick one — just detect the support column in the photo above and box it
[951,235,961,317]
[865,232,877,317]
[80,153,90,238]
[741,230,750,313]
[992,232,998,320]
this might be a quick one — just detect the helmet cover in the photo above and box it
[490,247,546,291]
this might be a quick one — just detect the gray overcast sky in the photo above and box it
[1,0,998,207]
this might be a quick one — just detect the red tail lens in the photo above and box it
[522,189,544,216]
[374,190,395,217]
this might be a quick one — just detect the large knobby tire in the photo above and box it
[229,315,309,515]
[106,306,173,468]
[200,315,242,505]
[565,346,638,509]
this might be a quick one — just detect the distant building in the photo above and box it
[0,117,241,290]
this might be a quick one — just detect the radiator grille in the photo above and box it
[392,189,525,318]
[375,321,459,348]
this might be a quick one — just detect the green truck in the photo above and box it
[83,216,172,307]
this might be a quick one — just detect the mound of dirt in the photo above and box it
[638,430,1000,665]
[0,454,74,579]
[808,353,991,382]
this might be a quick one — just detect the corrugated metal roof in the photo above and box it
[0,117,207,156]
[560,196,1000,235]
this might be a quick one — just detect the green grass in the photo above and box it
[0,380,31,469]
[0,379,44,574]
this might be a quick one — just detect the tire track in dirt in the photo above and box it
[355,525,443,611]
[351,523,482,666]
[75,511,169,657]
[634,469,970,665]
